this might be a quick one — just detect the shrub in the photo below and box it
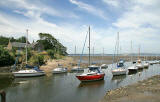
[29,54,45,66]
[47,49,55,59]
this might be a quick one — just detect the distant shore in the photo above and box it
[100,75,160,102]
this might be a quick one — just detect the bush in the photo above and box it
[0,46,15,66]
[47,49,55,59]
[29,54,45,66]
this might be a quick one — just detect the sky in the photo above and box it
[0,0,160,54]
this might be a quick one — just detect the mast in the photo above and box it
[26,29,28,64]
[92,46,94,64]
[74,45,76,60]
[89,26,91,66]
[138,45,140,60]
[101,48,104,64]
[117,32,119,63]
[131,41,133,62]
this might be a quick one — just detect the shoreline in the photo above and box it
[100,75,160,102]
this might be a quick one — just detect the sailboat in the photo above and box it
[52,64,68,74]
[136,46,144,69]
[143,56,149,68]
[128,41,138,73]
[12,30,45,77]
[71,46,84,72]
[112,32,127,76]
[76,26,105,82]
[100,48,108,69]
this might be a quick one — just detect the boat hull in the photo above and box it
[136,64,144,69]
[76,73,105,82]
[13,72,45,77]
[112,68,127,76]
[52,71,67,74]
[112,71,127,76]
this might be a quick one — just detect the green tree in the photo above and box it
[47,49,55,59]
[0,46,15,66]
[37,33,67,55]
[17,36,26,43]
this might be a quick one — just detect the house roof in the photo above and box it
[10,42,42,48]
[11,42,26,48]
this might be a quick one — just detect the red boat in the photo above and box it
[76,65,105,82]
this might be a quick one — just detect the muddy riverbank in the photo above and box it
[100,75,160,102]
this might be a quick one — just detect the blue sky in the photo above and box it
[0,0,160,54]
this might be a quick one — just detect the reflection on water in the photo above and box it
[1,63,160,102]
[78,80,105,87]
[0,74,14,90]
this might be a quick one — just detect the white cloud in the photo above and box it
[69,0,107,20]
[0,0,160,54]
[111,0,160,53]
[102,0,119,7]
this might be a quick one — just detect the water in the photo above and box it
[1,63,160,102]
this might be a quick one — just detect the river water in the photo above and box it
[1,62,160,102]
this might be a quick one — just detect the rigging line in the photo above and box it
[78,31,89,66]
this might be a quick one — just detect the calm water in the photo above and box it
[1,63,160,102]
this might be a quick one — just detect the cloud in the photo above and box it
[111,0,160,53]
[0,0,160,54]
[69,0,107,20]
[102,0,119,7]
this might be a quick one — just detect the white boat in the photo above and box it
[100,64,108,69]
[136,63,144,69]
[143,62,149,68]
[71,66,84,72]
[13,69,45,77]
[128,65,138,73]
[128,41,138,73]
[111,33,127,76]
[112,68,127,76]
[12,30,45,78]
[149,61,154,65]
[52,68,68,74]
[155,60,160,64]
[136,59,144,69]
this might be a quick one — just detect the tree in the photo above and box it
[17,36,26,43]
[0,46,15,66]
[37,33,67,55]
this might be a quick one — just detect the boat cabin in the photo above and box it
[117,61,124,67]
[88,65,100,73]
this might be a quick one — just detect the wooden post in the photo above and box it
[0,90,6,102]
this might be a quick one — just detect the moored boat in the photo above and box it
[136,60,144,69]
[71,66,84,72]
[52,68,68,74]
[128,65,138,73]
[76,65,105,82]
[143,62,149,68]
[12,67,45,77]
[111,33,127,76]
[100,64,108,69]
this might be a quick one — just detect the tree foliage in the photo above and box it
[0,46,15,66]
[0,36,27,46]
[37,33,67,55]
